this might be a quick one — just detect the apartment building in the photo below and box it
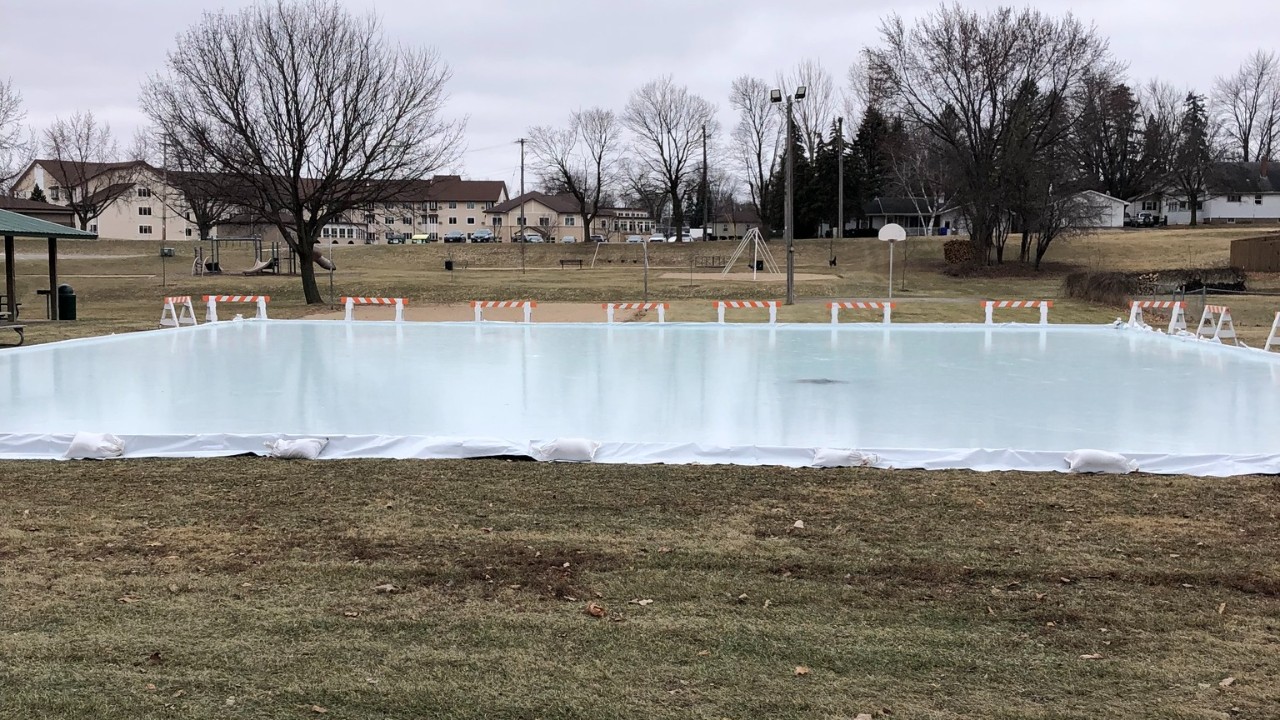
[485,192,654,241]
[11,160,195,240]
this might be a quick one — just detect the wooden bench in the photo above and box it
[559,259,584,269]
[0,295,20,320]
[0,322,24,347]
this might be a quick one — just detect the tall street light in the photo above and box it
[771,86,806,305]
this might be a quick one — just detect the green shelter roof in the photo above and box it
[0,208,98,239]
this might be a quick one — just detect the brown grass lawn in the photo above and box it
[2,460,1278,720]
[3,229,1280,718]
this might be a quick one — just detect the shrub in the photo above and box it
[1062,272,1137,307]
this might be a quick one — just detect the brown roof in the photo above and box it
[426,175,507,203]
[32,159,148,187]
[0,196,76,216]
[488,192,583,214]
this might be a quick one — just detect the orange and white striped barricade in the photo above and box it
[1196,304,1239,345]
[1128,300,1187,333]
[983,300,1052,325]
[203,295,269,323]
[471,300,535,323]
[715,300,778,324]
[342,296,408,322]
[159,296,198,328]
[603,302,668,323]
[829,301,894,324]
[1266,312,1280,352]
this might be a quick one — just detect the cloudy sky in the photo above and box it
[2,0,1276,193]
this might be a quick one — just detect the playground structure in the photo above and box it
[722,228,780,277]
[192,237,335,276]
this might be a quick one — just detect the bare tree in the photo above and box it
[43,111,132,229]
[779,59,836,162]
[132,126,243,242]
[528,107,619,242]
[622,76,718,242]
[619,159,667,232]
[864,4,1113,263]
[1212,50,1280,162]
[1,78,32,194]
[142,0,463,303]
[728,75,782,239]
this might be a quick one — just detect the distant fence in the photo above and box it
[1230,234,1280,272]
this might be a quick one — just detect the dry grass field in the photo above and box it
[3,227,1280,719]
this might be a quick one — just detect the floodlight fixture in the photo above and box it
[770,89,782,103]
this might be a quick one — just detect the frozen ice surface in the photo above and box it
[2,320,1278,473]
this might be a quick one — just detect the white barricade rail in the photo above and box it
[715,300,778,324]
[204,295,269,323]
[472,300,535,323]
[1196,304,1239,345]
[1128,301,1187,333]
[342,297,408,322]
[1266,312,1280,352]
[159,296,198,328]
[983,300,1051,325]
[829,301,894,324]
[603,302,668,323]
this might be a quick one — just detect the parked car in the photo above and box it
[560,236,577,243]
[471,229,494,242]
[648,233,666,243]
[590,234,606,243]
[442,231,466,243]
[523,233,545,243]
[1136,212,1159,227]
[625,235,644,243]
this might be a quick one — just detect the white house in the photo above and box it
[1131,160,1280,226]
[1065,190,1129,228]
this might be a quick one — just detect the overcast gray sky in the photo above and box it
[2,0,1276,194]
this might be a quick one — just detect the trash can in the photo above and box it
[57,283,76,321]
[754,260,764,271]
[444,260,454,271]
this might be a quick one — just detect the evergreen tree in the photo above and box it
[1170,93,1214,226]
[28,185,46,203]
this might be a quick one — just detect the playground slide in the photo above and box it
[315,253,336,271]
[241,258,276,275]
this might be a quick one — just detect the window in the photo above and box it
[517,216,526,225]
[1257,195,1265,205]
[1141,201,1156,211]
[364,214,375,224]
[466,216,476,225]
[1227,195,1242,203]
[428,214,439,224]
[448,201,457,209]
[401,216,411,225]
[467,201,475,209]
[185,228,192,237]
[485,201,494,209]
[448,217,457,225]
[139,225,153,235]
[421,215,431,224]
[89,223,97,233]
[138,206,152,216]
[428,202,439,211]
[50,186,61,201]
[384,216,395,224]
[565,216,575,226]
[137,187,152,198]
[539,216,550,227]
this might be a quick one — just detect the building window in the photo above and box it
[139,225,153,235]
[448,217,457,225]
[137,187,152,198]
[517,216,526,225]
[485,202,494,209]
[50,186,61,201]
[185,228,192,237]
[539,216,550,227]
[384,215,395,224]
[138,206,152,216]
[1257,195,1265,205]
[448,201,457,209]
[1227,195,1242,203]
[364,214,375,224]
[1141,201,1156,211]
[466,216,475,225]
[428,214,438,224]
[467,201,475,209]
[421,215,430,224]
[89,223,97,232]
[401,216,411,225]
[565,217,575,226]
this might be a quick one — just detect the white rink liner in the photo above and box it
[2,320,1279,476]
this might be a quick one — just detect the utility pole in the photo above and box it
[835,116,844,260]
[784,97,795,305]
[518,138,526,274]
[701,123,709,242]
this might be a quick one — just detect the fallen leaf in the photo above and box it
[225,697,236,707]
[480,527,493,533]
[1079,653,1103,660]
[629,598,654,606]
[1059,577,1073,584]
[792,520,806,530]
[167,584,179,593]
[696,650,711,657]
[117,595,141,604]
[343,611,359,618]
[145,683,157,692]
[1219,677,1236,688]
[1045,622,1056,627]
[794,666,810,676]
[373,583,399,594]
[172,690,185,698]
[310,704,328,713]
[736,593,749,602]
[1217,602,1227,615]
[1035,593,1047,601]
[763,599,771,609]
[658,547,672,553]
[1181,583,1196,589]
[585,602,607,618]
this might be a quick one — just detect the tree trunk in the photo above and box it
[294,233,324,304]
[1189,194,1199,226]
[670,191,684,242]
[1019,229,1032,263]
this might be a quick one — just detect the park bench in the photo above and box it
[0,317,24,347]
[559,259,584,269]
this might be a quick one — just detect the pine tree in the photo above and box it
[28,185,46,203]
[1170,93,1214,226]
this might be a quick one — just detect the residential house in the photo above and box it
[860,197,962,236]
[1063,190,1129,228]
[0,196,76,227]
[10,160,196,240]
[1131,160,1280,226]
[485,192,654,241]
[713,206,761,240]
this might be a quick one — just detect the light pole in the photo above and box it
[771,86,806,305]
